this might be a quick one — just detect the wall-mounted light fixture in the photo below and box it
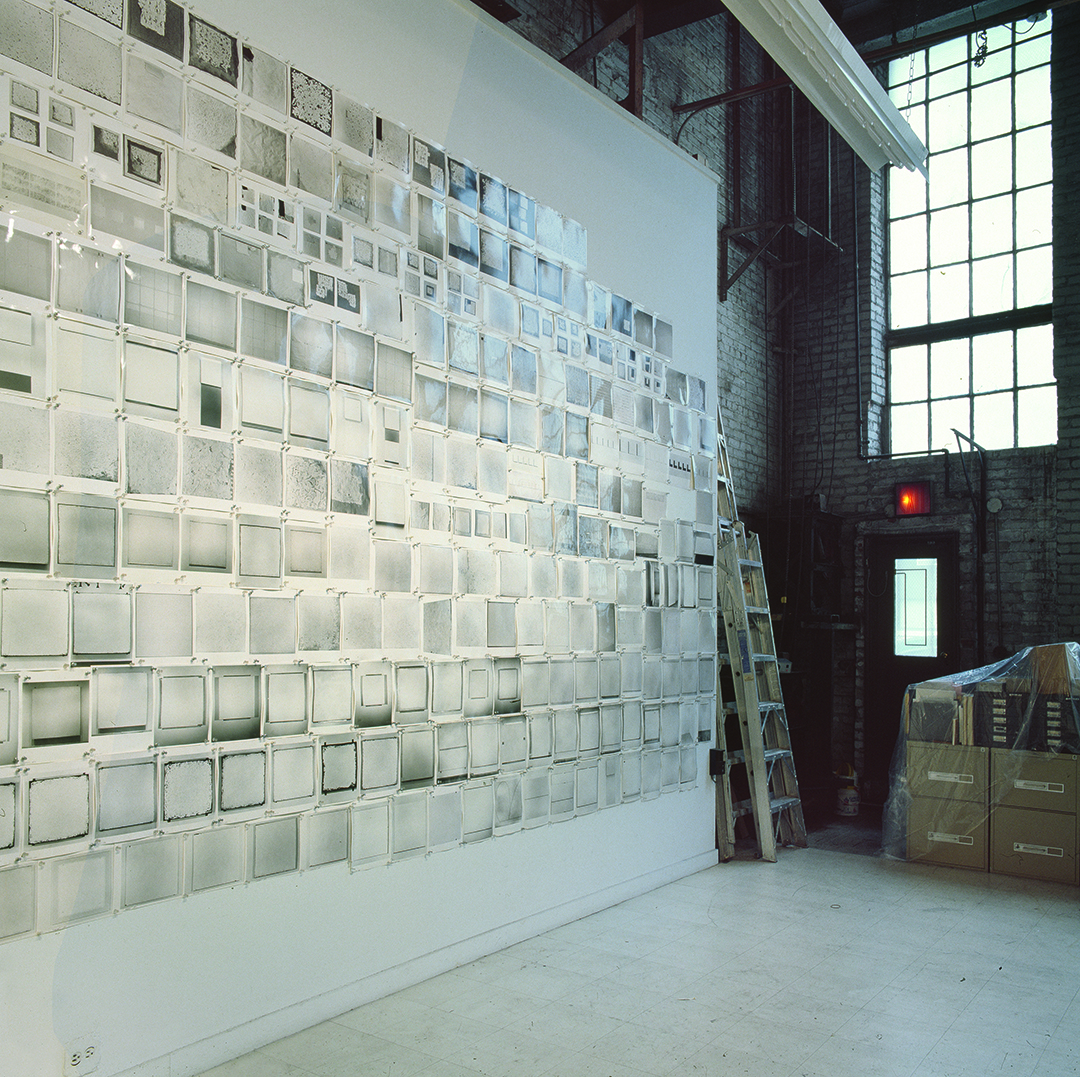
[722,0,929,176]
[895,481,933,516]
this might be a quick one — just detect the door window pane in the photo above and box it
[895,558,938,658]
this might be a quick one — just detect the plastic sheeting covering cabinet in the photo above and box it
[884,643,1080,884]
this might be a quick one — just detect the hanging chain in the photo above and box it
[973,28,988,66]
[903,2,921,120]
[971,4,988,66]
[905,50,916,118]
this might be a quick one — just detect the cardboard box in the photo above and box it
[1031,644,1076,697]
[907,685,959,743]
[907,794,988,870]
[906,741,989,804]
[990,804,1078,885]
[990,749,1077,813]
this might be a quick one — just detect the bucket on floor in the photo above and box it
[835,764,859,817]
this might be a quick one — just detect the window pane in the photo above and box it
[931,396,970,450]
[1015,246,1052,307]
[890,345,928,403]
[928,92,968,150]
[894,558,938,658]
[890,272,928,329]
[971,195,1013,257]
[973,391,1014,449]
[1015,125,1051,188]
[971,255,1013,315]
[928,36,969,71]
[1015,29,1051,71]
[1016,324,1054,385]
[971,41,1012,85]
[904,102,928,146]
[889,51,926,88]
[1017,385,1056,446]
[970,137,1012,199]
[891,403,929,455]
[890,166,928,219]
[930,338,969,398]
[890,81,925,109]
[928,148,969,209]
[890,216,928,273]
[972,331,1013,393]
[929,262,969,322]
[929,205,968,265]
[969,79,1012,141]
[1015,66,1050,128]
[930,63,967,98]
[1015,185,1052,248]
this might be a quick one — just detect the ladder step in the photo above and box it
[770,795,802,814]
[722,746,791,767]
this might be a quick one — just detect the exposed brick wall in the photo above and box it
[1053,8,1080,641]
[786,18,1073,780]
[504,2,1075,789]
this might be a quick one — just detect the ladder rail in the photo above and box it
[720,536,780,861]
[716,517,807,861]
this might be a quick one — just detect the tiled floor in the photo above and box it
[196,849,1080,1077]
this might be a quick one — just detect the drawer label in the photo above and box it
[928,831,974,846]
[927,771,974,785]
[1013,842,1064,858]
[1013,780,1065,794]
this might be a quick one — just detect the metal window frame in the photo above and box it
[884,17,1053,455]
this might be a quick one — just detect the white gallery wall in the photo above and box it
[0,0,719,1074]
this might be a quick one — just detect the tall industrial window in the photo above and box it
[886,16,1053,454]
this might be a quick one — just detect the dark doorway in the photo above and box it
[864,532,961,804]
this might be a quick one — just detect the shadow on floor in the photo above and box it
[802,796,884,856]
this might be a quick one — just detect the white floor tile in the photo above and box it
[444,1028,573,1077]
[583,1021,716,1076]
[707,1011,830,1071]
[488,961,594,1002]
[193,850,1080,1077]
[196,1055,311,1077]
[797,1033,923,1077]
[501,998,624,1050]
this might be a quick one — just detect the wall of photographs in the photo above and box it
[0,0,717,1031]
[0,0,717,938]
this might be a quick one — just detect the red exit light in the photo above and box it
[895,481,932,516]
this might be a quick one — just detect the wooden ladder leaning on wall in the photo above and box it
[714,409,807,862]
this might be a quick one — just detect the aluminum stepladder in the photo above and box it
[714,412,807,862]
